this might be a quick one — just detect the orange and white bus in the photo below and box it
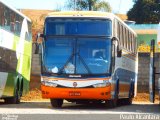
[36,11,138,108]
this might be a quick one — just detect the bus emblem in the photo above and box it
[73,82,77,87]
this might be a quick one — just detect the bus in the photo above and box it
[0,0,32,104]
[35,11,138,108]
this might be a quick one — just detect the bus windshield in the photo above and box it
[45,18,112,36]
[43,37,111,75]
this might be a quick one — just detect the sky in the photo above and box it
[1,0,134,14]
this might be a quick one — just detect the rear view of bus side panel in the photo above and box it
[0,1,32,100]
[116,52,136,99]
[112,19,137,99]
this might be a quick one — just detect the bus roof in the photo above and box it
[47,11,136,36]
[0,0,31,22]
[48,11,113,18]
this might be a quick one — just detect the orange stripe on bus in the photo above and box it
[41,85,111,100]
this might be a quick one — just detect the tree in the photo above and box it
[127,0,160,24]
[66,0,111,12]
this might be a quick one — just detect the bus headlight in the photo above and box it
[93,80,111,88]
[41,81,57,87]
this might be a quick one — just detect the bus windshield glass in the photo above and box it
[43,37,111,75]
[45,18,112,36]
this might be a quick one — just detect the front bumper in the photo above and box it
[41,85,111,100]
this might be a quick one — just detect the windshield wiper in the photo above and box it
[58,47,75,74]
[77,53,92,74]
[57,50,92,74]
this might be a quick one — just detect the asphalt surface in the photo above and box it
[0,101,160,120]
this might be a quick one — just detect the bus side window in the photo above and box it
[133,35,136,53]
[131,34,134,53]
[128,31,131,51]
[0,3,3,26]
[10,12,15,33]
[130,33,133,52]
[122,26,125,49]
[125,28,129,50]
[117,22,120,46]
[27,21,32,41]
[134,37,137,53]
[119,23,124,46]
[4,7,10,31]
[0,4,5,27]
[15,14,21,35]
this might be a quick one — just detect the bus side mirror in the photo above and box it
[112,37,118,41]
[112,37,122,57]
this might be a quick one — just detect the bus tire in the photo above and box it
[120,98,132,105]
[20,79,23,97]
[4,87,20,104]
[126,91,133,105]
[105,92,118,108]
[105,79,119,108]
[105,95,118,108]
[124,81,134,105]
[119,82,133,106]
[14,87,21,104]
[50,99,63,108]
[126,97,132,105]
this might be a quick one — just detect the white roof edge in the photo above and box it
[46,16,114,20]
[0,0,31,22]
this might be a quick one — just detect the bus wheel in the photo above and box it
[125,97,132,105]
[105,98,117,108]
[4,87,20,104]
[20,79,23,97]
[119,98,132,105]
[50,99,63,108]
[105,88,118,108]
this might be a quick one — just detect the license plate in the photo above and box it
[69,91,81,96]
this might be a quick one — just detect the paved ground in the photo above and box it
[0,101,160,120]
